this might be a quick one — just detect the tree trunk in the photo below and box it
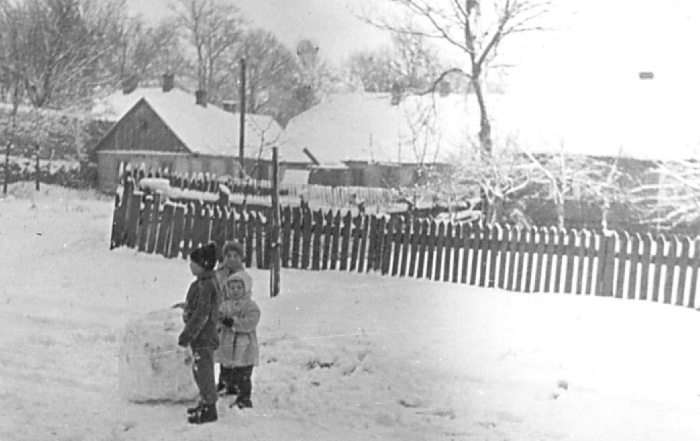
[473,79,492,156]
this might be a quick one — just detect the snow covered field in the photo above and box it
[2,183,700,440]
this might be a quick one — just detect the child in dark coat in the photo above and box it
[177,242,221,424]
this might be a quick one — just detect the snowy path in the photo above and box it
[2,184,700,440]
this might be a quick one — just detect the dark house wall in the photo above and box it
[95,100,188,154]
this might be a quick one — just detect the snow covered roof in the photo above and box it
[283,88,700,165]
[92,87,309,164]
[282,93,474,166]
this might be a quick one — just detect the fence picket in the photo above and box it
[488,224,500,288]
[210,205,225,251]
[409,219,421,278]
[616,232,629,299]
[533,227,547,293]
[311,210,324,271]
[349,214,362,271]
[255,212,264,269]
[443,222,454,282]
[434,222,445,281]
[514,227,529,292]
[125,191,142,248]
[543,227,557,293]
[470,225,482,286]
[664,236,678,304]
[401,218,412,277]
[498,225,510,289]
[677,237,692,307]
[452,224,462,283]
[392,218,404,277]
[291,208,302,269]
[181,202,194,257]
[156,203,174,256]
[137,196,153,252]
[461,223,472,284]
[521,227,535,292]
[477,224,491,287]
[417,220,429,279]
[506,227,520,291]
[357,215,370,273]
[639,234,654,301]
[584,233,597,295]
[301,209,313,269]
[146,192,161,254]
[374,216,387,273]
[381,217,395,275]
[601,232,617,297]
[564,230,577,294]
[169,204,185,259]
[340,211,353,271]
[652,235,667,303]
[281,206,292,268]
[320,210,333,270]
[426,221,438,281]
[331,211,342,270]
[554,229,566,293]
[627,233,641,300]
[575,231,588,294]
[689,239,700,309]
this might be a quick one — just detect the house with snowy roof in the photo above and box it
[92,74,310,193]
[282,91,475,187]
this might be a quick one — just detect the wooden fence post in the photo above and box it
[301,208,313,269]
[311,209,323,271]
[169,204,185,259]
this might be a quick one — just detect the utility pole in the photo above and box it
[270,146,281,297]
[239,58,246,179]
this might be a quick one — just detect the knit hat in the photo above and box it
[190,242,217,271]
[222,240,245,258]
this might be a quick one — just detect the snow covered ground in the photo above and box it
[2,183,700,440]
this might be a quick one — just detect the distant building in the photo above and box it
[91,76,309,193]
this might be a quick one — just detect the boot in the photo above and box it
[186,401,203,415]
[234,398,252,409]
[188,403,218,424]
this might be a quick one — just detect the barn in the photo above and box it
[92,76,310,193]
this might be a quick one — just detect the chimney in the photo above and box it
[162,73,175,92]
[195,90,207,107]
[390,82,402,106]
[222,100,237,113]
[439,80,451,97]
[122,74,139,95]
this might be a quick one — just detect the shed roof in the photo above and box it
[93,87,309,164]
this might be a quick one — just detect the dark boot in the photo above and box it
[188,403,218,424]
[186,401,203,415]
[234,398,253,409]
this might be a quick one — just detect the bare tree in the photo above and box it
[172,0,244,100]
[348,32,443,93]
[448,139,539,225]
[630,159,700,230]
[362,0,551,155]
[109,15,187,89]
[220,29,299,115]
[519,144,633,230]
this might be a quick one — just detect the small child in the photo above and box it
[214,240,254,394]
[218,272,260,409]
[177,242,221,424]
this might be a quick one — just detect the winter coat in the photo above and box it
[179,270,220,350]
[214,273,260,367]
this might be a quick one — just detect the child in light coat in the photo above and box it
[218,272,260,409]
[214,240,253,394]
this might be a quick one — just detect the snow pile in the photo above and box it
[118,307,198,403]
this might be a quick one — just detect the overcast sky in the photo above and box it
[128,0,700,96]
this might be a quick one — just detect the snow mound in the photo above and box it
[118,307,198,403]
